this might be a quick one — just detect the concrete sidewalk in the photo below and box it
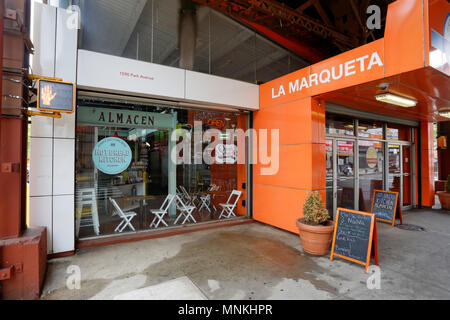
[41,209,450,300]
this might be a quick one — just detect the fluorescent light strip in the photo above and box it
[375,93,418,108]
[439,109,450,118]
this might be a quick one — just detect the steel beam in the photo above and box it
[193,0,358,50]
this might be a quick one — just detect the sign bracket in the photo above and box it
[26,110,61,118]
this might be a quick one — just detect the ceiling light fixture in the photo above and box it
[438,108,450,118]
[375,93,418,108]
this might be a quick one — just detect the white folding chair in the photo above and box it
[174,195,197,225]
[180,185,199,207]
[149,194,175,229]
[176,187,185,201]
[198,193,217,212]
[76,188,100,237]
[198,193,211,212]
[218,190,242,219]
[109,198,137,233]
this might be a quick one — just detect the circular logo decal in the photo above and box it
[366,146,378,169]
[92,137,132,175]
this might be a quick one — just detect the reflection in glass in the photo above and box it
[358,140,384,211]
[325,140,333,218]
[79,0,307,83]
[336,141,355,211]
[358,120,383,139]
[75,101,246,240]
[326,114,355,136]
[387,123,411,141]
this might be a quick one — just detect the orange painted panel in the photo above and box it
[259,67,311,109]
[260,40,385,109]
[311,98,326,144]
[253,144,313,190]
[424,0,430,67]
[384,0,425,77]
[420,121,435,207]
[311,143,326,190]
[253,183,310,234]
[311,40,385,96]
[253,97,313,145]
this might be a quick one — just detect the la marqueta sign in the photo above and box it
[271,51,383,99]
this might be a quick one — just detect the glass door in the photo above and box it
[358,140,384,212]
[326,139,356,220]
[402,145,412,209]
[388,144,401,196]
[326,138,414,218]
[387,143,412,210]
[336,140,356,211]
[325,140,334,219]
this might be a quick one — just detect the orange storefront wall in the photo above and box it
[254,0,441,234]
[253,97,325,233]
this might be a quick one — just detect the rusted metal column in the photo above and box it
[0,0,23,240]
[0,0,47,300]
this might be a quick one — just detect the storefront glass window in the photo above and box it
[75,98,247,240]
[326,112,415,215]
[386,123,411,141]
[358,140,384,211]
[325,114,355,136]
[77,0,308,84]
[358,120,384,139]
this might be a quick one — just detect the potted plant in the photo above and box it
[437,175,450,210]
[296,191,334,256]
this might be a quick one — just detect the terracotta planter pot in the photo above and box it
[296,219,334,256]
[437,191,450,210]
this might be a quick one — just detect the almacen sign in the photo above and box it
[37,79,75,113]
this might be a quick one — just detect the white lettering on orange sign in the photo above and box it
[272,51,383,99]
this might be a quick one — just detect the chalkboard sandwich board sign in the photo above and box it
[330,208,378,273]
[371,190,403,226]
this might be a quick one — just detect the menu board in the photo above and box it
[330,208,377,272]
[371,190,399,226]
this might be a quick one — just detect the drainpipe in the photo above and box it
[178,0,197,70]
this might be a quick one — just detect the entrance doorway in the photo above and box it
[325,113,416,219]
[388,143,413,210]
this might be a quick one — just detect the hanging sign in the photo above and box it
[371,190,403,226]
[37,79,75,113]
[330,208,378,273]
[92,137,132,175]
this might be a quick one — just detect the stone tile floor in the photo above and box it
[41,208,450,300]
